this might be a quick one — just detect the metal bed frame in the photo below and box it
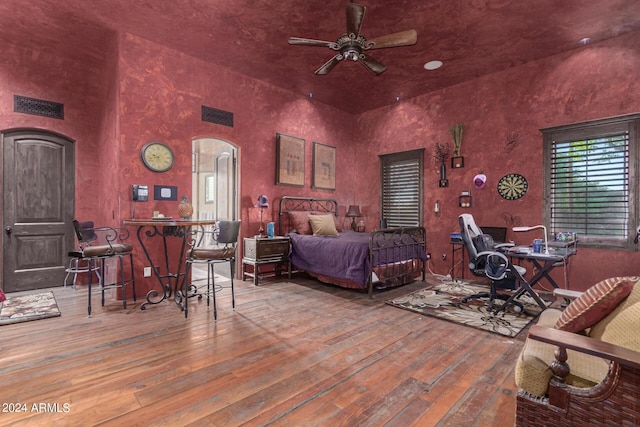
[279,196,426,296]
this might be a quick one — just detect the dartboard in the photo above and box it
[497,173,528,200]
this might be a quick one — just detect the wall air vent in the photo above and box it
[202,105,233,128]
[14,95,64,120]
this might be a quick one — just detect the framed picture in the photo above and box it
[312,142,336,191]
[276,133,305,187]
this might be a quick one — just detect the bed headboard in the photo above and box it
[278,196,338,235]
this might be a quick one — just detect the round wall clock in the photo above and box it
[497,173,528,200]
[141,142,174,172]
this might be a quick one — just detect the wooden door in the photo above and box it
[2,129,75,292]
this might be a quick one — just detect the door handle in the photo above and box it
[5,226,11,235]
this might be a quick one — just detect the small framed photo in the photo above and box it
[312,142,336,191]
[276,133,305,187]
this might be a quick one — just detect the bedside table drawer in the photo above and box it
[244,237,290,260]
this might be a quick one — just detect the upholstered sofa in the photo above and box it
[515,276,640,427]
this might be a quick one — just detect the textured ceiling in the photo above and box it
[2,0,640,114]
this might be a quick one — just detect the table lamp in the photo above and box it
[346,205,361,231]
[256,195,269,237]
[513,225,549,254]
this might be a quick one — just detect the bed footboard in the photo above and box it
[368,227,427,296]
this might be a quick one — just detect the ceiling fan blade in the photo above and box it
[367,29,418,49]
[288,37,335,47]
[315,54,342,75]
[346,3,366,37]
[359,53,387,76]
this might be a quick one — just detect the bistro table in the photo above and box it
[123,218,216,311]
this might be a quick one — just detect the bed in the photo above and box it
[278,196,427,296]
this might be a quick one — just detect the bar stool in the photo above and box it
[64,257,101,289]
[181,220,241,319]
[71,220,136,316]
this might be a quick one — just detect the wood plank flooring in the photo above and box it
[0,274,527,426]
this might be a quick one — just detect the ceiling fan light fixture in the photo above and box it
[424,60,443,70]
[288,3,417,76]
[579,37,592,45]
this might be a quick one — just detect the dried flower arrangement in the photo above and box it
[450,123,465,157]
[433,141,451,165]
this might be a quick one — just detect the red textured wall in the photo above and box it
[115,34,356,294]
[1,26,639,296]
[354,30,640,291]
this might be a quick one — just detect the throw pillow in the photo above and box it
[308,214,339,236]
[288,211,312,235]
[555,277,635,333]
[311,211,343,232]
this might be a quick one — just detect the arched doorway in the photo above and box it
[191,137,239,278]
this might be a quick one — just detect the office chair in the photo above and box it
[458,214,527,314]
[70,220,136,316]
[181,220,241,320]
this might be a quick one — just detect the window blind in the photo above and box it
[379,149,424,227]
[549,132,629,239]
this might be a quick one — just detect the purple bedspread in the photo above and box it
[288,230,426,287]
[289,231,371,286]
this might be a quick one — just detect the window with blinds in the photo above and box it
[379,149,424,227]
[542,114,639,249]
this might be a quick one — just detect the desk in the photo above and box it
[503,241,577,311]
[123,219,216,311]
[451,241,465,280]
[506,241,577,290]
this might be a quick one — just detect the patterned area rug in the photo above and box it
[386,281,552,338]
[0,291,61,325]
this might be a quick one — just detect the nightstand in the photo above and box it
[242,236,291,286]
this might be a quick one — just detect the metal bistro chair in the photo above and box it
[70,220,136,316]
[181,220,241,320]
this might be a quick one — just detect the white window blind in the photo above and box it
[379,149,424,227]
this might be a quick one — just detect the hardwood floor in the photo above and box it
[0,274,526,426]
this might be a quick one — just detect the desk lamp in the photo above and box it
[346,205,361,231]
[513,225,549,254]
[256,195,269,237]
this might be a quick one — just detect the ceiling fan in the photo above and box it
[288,2,417,76]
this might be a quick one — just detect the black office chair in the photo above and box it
[70,220,136,316]
[181,220,241,320]
[458,214,527,314]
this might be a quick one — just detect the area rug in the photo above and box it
[386,281,552,338]
[0,291,61,325]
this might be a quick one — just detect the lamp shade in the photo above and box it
[257,194,269,208]
[346,205,361,217]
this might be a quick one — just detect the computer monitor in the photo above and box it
[479,226,507,244]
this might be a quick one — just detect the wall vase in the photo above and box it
[439,163,449,187]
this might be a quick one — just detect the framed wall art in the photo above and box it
[276,133,305,187]
[312,142,336,191]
